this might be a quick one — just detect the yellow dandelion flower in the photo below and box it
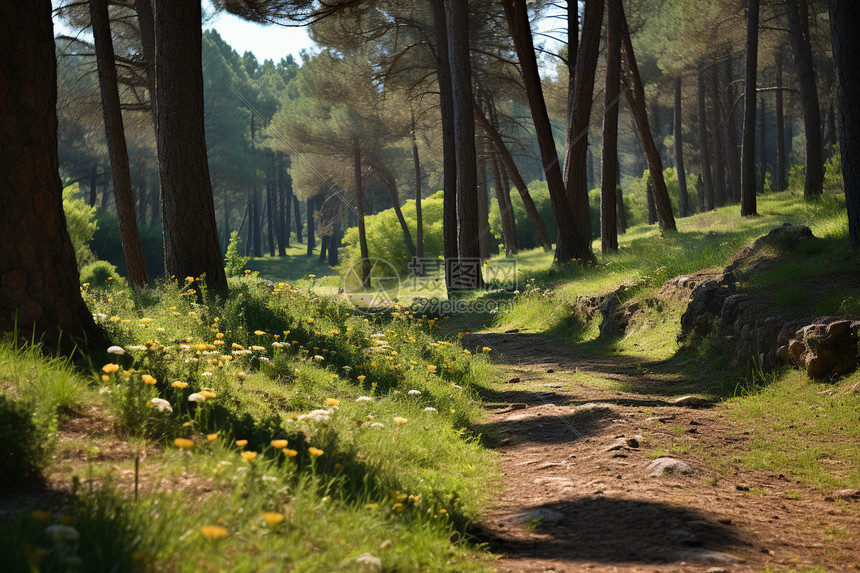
[172,381,187,389]
[253,330,266,336]
[308,447,324,457]
[393,417,408,425]
[207,433,218,441]
[426,365,437,372]
[482,346,492,353]
[174,438,194,450]
[307,318,314,324]
[357,375,366,381]
[463,349,471,355]
[365,503,379,510]
[101,375,110,383]
[200,525,228,540]
[102,363,120,374]
[199,390,216,399]
[241,451,257,462]
[235,439,248,447]
[139,318,152,325]
[325,398,340,406]
[410,360,418,365]
[141,374,157,385]
[262,512,285,526]
[282,448,298,457]
[330,374,338,380]
[271,439,288,449]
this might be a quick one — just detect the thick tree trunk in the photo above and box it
[829,0,860,246]
[91,0,150,288]
[504,0,592,263]
[447,0,483,290]
[721,53,742,203]
[154,0,226,290]
[353,142,370,288]
[741,0,760,216]
[491,153,518,255]
[618,0,676,231]
[134,0,156,123]
[0,0,105,351]
[775,50,787,191]
[600,0,621,253]
[477,142,491,260]
[708,65,726,207]
[785,0,823,198]
[475,104,552,249]
[698,67,715,211]
[674,77,690,217]
[319,236,328,261]
[563,0,604,243]
[410,114,424,263]
[759,97,767,193]
[431,0,459,293]
[294,195,303,243]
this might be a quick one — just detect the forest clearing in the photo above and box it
[2,0,860,571]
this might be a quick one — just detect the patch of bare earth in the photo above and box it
[467,333,860,573]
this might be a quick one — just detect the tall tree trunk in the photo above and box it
[477,140,491,260]
[222,188,229,253]
[134,0,156,124]
[674,77,690,217]
[306,195,315,256]
[563,0,604,243]
[785,0,823,198]
[281,156,292,250]
[741,0,760,216]
[244,192,254,256]
[708,64,726,207]
[0,0,105,351]
[475,104,552,249]
[491,153,518,255]
[266,182,276,257]
[698,67,715,211]
[721,53,742,203]
[647,178,657,224]
[154,0,226,289]
[367,159,415,256]
[447,0,483,289]
[759,96,767,193]
[431,0,458,293]
[277,154,288,254]
[829,0,860,246]
[353,141,370,288]
[294,195,303,243]
[616,186,627,233]
[565,0,579,155]
[601,0,621,253]
[775,49,787,192]
[328,223,340,266]
[410,113,424,264]
[618,0,676,231]
[319,235,328,261]
[503,0,592,263]
[91,0,150,288]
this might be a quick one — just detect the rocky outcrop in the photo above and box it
[778,319,860,380]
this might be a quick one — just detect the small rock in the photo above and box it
[673,548,742,564]
[507,507,565,526]
[674,395,712,408]
[707,568,730,573]
[506,377,521,384]
[546,368,555,373]
[509,403,528,410]
[736,484,750,491]
[646,457,694,477]
[625,437,640,448]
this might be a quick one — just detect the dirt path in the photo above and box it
[466,332,860,573]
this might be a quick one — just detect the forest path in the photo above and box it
[464,332,860,573]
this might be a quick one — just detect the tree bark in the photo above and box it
[674,77,690,217]
[306,194,315,256]
[353,141,370,288]
[134,0,156,124]
[277,154,288,254]
[477,140,491,260]
[475,104,552,249]
[154,0,226,289]
[785,0,823,198]
[647,177,657,224]
[91,0,150,288]
[491,152,518,255]
[563,0,604,243]
[431,0,458,293]
[721,53,742,203]
[600,0,621,253]
[504,0,592,263]
[829,0,860,246]
[618,0,676,231]
[294,195,303,243]
[775,49,787,191]
[367,159,415,256]
[708,64,726,207]
[741,0,760,216]
[759,96,767,193]
[698,67,715,211]
[616,186,627,233]
[446,0,483,289]
[0,0,105,351]
[266,180,276,257]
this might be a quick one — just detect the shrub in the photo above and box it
[79,260,126,289]
[0,395,49,486]
[62,183,98,268]
[489,181,558,251]
[224,230,250,277]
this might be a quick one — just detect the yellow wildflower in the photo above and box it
[174,438,194,450]
[282,448,298,457]
[200,525,228,540]
[235,439,248,447]
[393,417,408,425]
[199,390,216,399]
[426,365,437,372]
[172,381,188,389]
[240,451,257,462]
[102,363,120,374]
[308,447,324,457]
[141,374,157,385]
[271,439,288,449]
[207,433,218,441]
[262,512,285,526]
[325,398,340,406]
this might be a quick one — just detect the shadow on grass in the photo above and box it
[476,496,743,565]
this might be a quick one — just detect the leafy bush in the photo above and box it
[62,183,98,268]
[824,144,843,193]
[224,230,250,277]
[489,181,558,251]
[0,396,49,486]
[79,260,126,289]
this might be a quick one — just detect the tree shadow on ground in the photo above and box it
[476,496,745,566]
[471,405,619,447]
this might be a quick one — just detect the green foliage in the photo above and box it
[91,213,164,279]
[0,395,49,485]
[224,230,251,277]
[342,190,444,275]
[824,144,843,193]
[619,167,683,228]
[79,260,125,290]
[62,183,98,268]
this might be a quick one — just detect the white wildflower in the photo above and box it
[370,422,385,429]
[354,552,382,571]
[106,345,125,355]
[188,393,206,402]
[45,524,80,543]
[356,396,374,402]
[407,390,421,396]
[150,398,173,413]
[423,407,438,413]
